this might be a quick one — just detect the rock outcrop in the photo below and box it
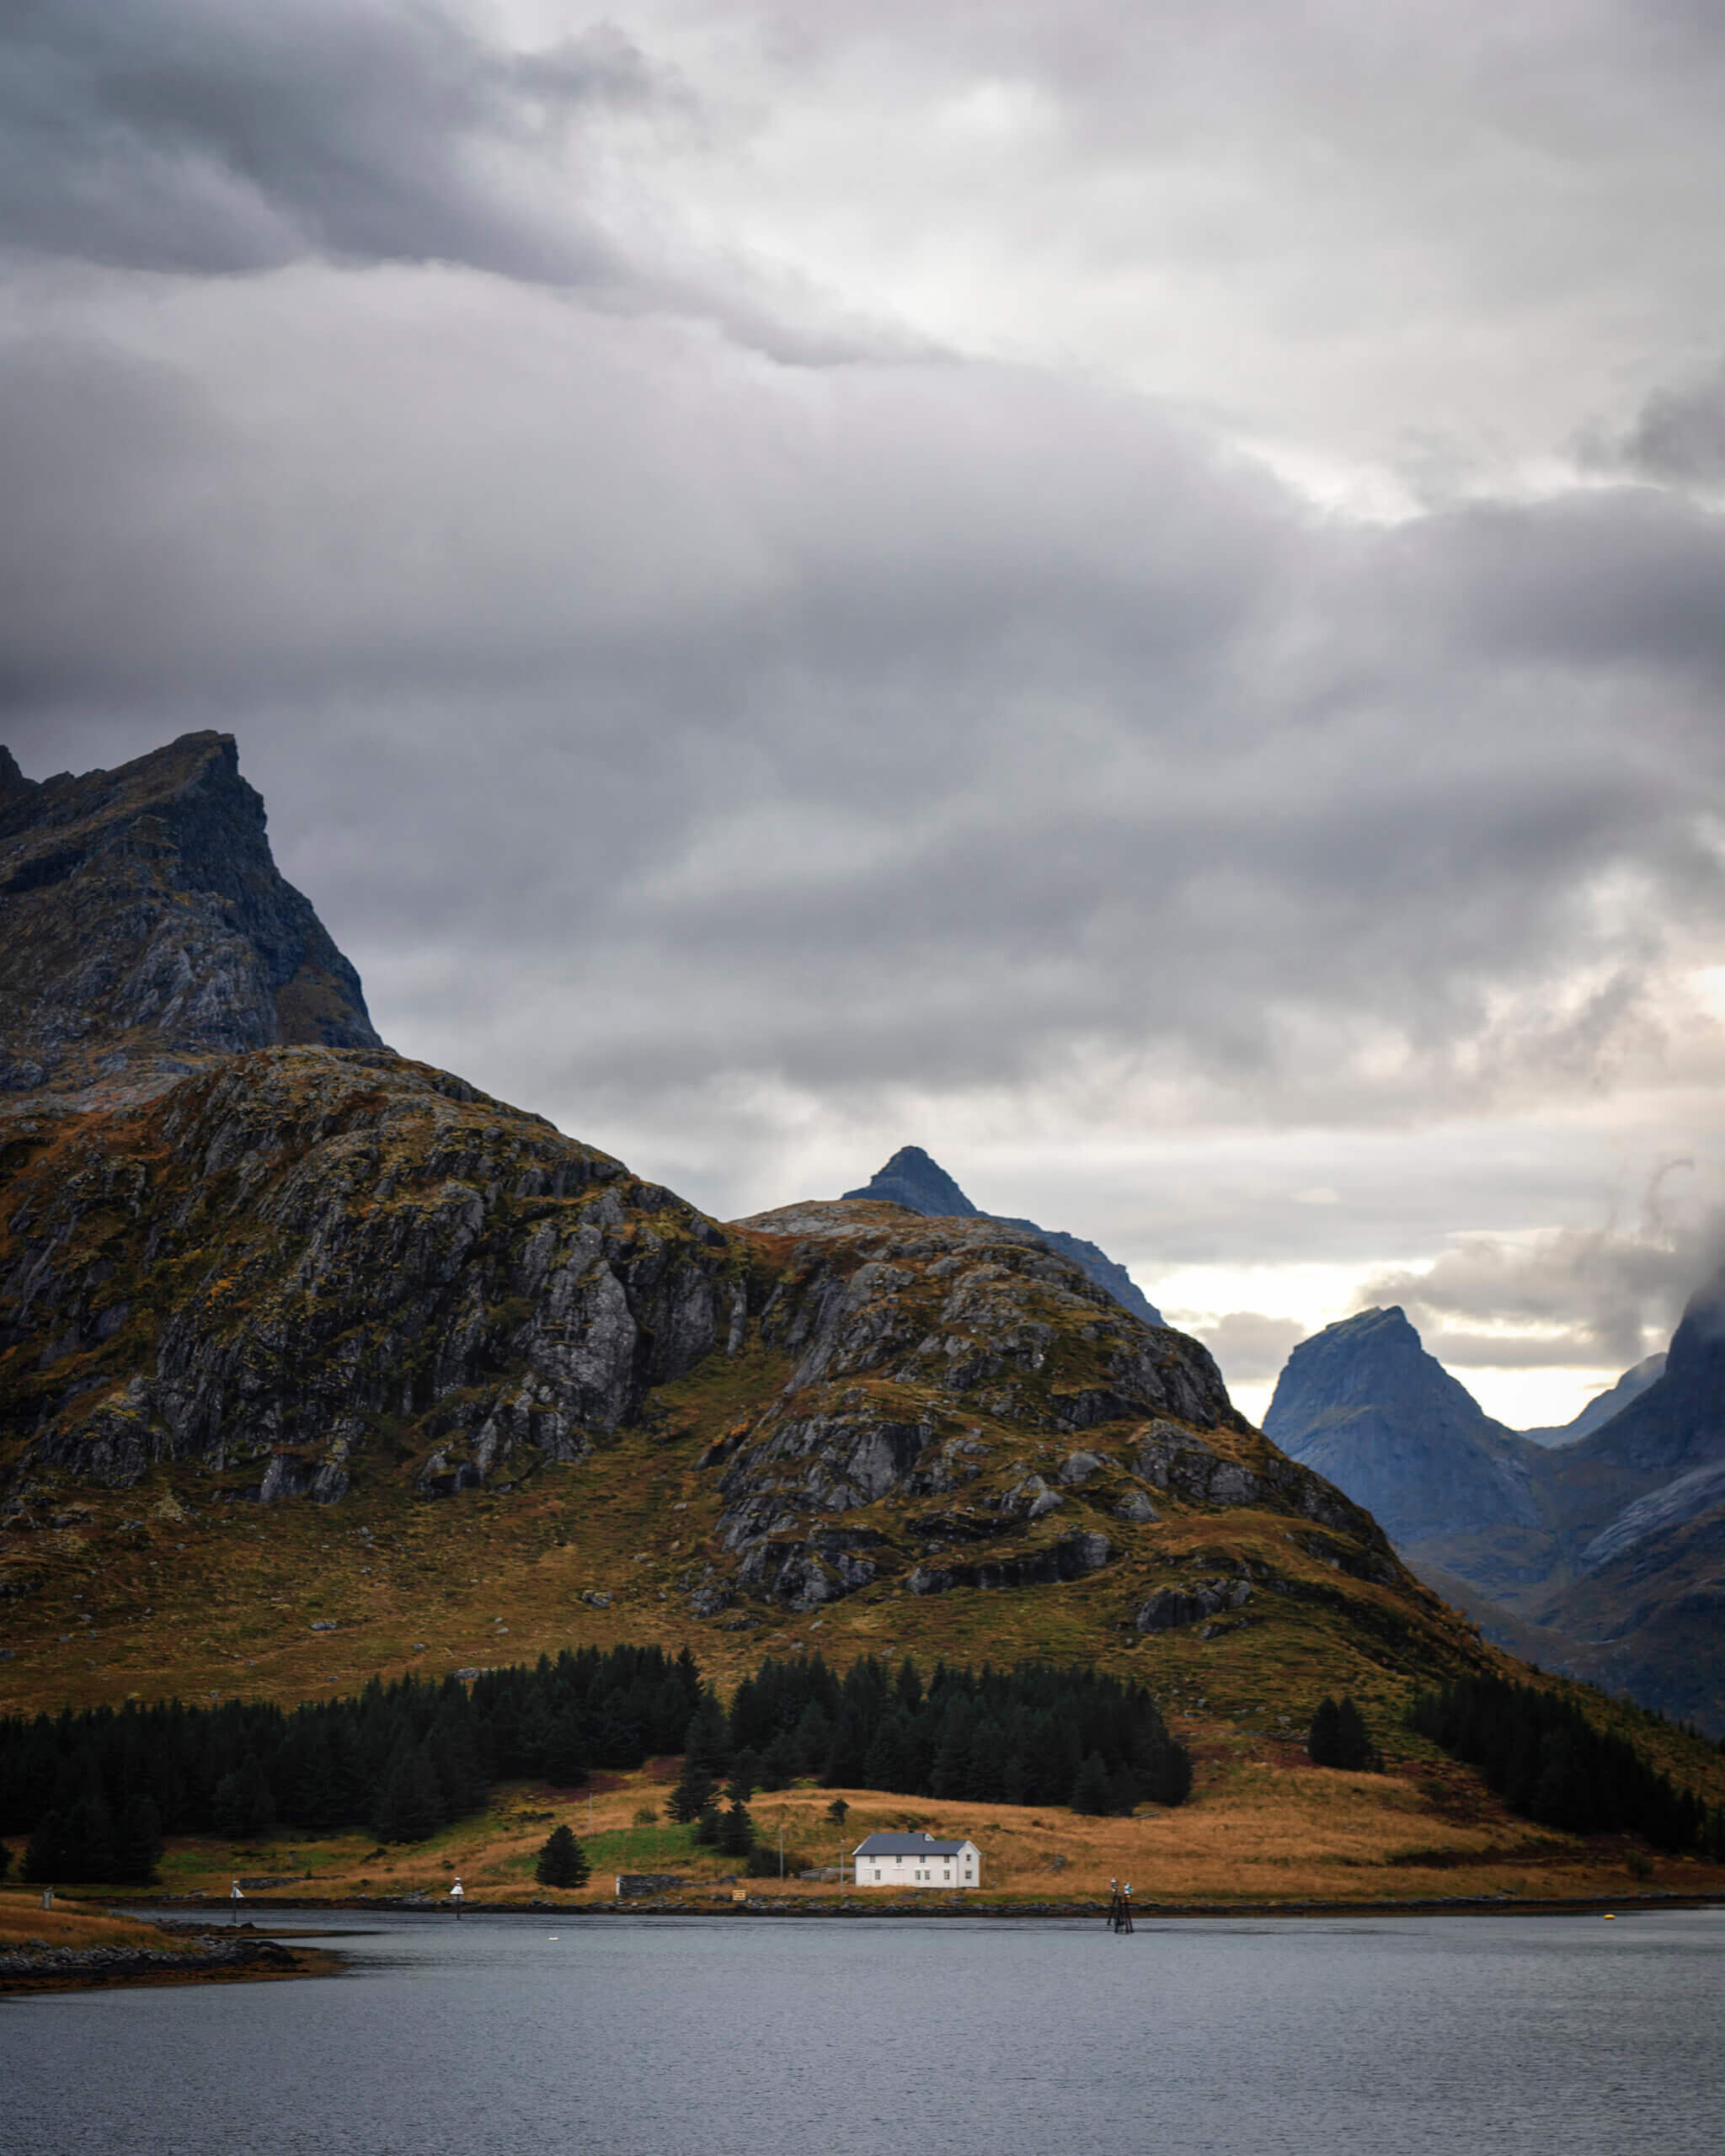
[841,1144,1164,1326]
[0,733,380,1103]
[0,1048,736,1500]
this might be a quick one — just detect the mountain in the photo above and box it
[841,1144,1165,1326]
[0,732,381,1104]
[0,739,1498,1737]
[1263,1307,1542,1548]
[1265,1294,1725,1728]
[1520,1355,1666,1447]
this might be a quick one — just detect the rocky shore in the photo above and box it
[0,1928,332,1994]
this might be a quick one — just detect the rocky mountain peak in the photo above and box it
[0,730,382,1104]
[843,1145,979,1217]
[839,1145,1164,1327]
[1264,1304,1539,1545]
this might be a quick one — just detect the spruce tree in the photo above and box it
[535,1823,590,1888]
[1332,1698,1380,1774]
[726,1749,763,1804]
[1071,1751,1112,1816]
[212,1753,276,1838]
[23,1811,66,1884]
[718,1800,756,1860]
[542,1711,590,1791]
[668,1758,718,1825]
[1307,1697,1343,1767]
[374,1743,445,1843]
[0,1838,11,1884]
[114,1796,164,1886]
[759,1733,798,1790]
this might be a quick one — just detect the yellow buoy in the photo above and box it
[1604,1913,1616,1920]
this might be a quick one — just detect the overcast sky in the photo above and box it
[7,0,1725,1426]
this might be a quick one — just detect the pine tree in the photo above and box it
[23,1810,66,1884]
[212,1753,276,1838]
[62,1793,115,1883]
[1307,1697,1343,1767]
[718,1800,756,1860]
[535,1823,590,1888]
[692,1801,724,1847]
[542,1711,590,1791]
[1332,1698,1380,1774]
[1071,1752,1112,1816]
[667,1758,718,1825]
[0,1838,11,1884]
[684,1694,732,1778]
[114,1795,164,1885]
[374,1743,445,1843]
[759,1733,798,1790]
[726,1749,763,1804]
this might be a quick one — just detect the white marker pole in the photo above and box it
[451,1876,464,1922]
[230,1879,243,1926]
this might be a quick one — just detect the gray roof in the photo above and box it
[853,1833,973,1857]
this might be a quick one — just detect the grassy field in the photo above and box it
[0,1890,200,1956]
[17,1737,1723,1916]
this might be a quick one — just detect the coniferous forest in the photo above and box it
[0,1646,1190,1884]
[1409,1676,1725,1855]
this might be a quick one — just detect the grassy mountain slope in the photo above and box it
[1,1049,1492,1747]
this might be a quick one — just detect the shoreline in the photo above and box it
[0,1930,341,1998]
[126,1887,1725,1922]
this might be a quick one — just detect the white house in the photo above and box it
[852,1831,981,1890]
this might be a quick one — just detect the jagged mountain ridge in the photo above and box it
[0,734,1494,1726]
[1520,1354,1666,1447]
[1,1053,1398,1620]
[841,1144,1165,1326]
[0,733,381,1104]
[1266,1295,1725,1727]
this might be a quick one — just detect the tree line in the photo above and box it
[0,1643,702,1884]
[0,1642,1191,1885]
[705,1650,1192,1816]
[1408,1675,1725,1854]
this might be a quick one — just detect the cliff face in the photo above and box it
[0,1048,733,1503]
[841,1145,1165,1326]
[0,733,380,1102]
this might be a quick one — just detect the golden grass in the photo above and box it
[0,1891,193,1954]
[115,1747,1725,1913]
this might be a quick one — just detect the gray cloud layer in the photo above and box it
[5,2,1725,1387]
[0,1,650,281]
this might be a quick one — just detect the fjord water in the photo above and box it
[6,1911,1724,2156]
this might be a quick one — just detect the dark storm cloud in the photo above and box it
[1612,366,1725,487]
[0,0,649,280]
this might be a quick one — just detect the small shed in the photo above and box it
[852,1830,980,1889]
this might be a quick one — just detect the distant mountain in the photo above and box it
[0,732,382,1102]
[841,1145,1165,1326]
[1519,1355,1667,1447]
[1263,1307,1541,1546]
[1264,1292,1725,1730]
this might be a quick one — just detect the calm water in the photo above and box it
[4,1908,1723,2156]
